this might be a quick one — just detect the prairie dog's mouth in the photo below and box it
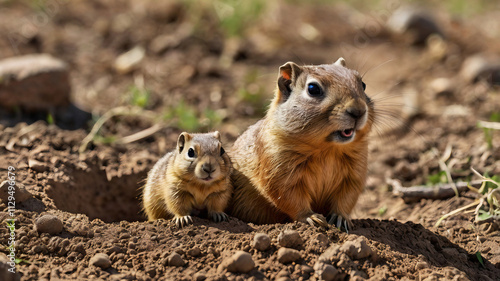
[328,128,356,143]
[201,176,213,182]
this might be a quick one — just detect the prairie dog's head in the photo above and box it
[269,58,374,146]
[174,131,231,184]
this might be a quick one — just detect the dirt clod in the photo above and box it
[253,233,271,251]
[340,236,372,260]
[278,229,303,249]
[218,251,255,273]
[277,247,301,264]
[89,253,111,269]
[34,214,63,235]
[314,262,339,281]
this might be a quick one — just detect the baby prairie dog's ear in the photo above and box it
[177,132,192,153]
[277,62,303,103]
[334,57,346,67]
[213,131,221,140]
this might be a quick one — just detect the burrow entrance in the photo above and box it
[46,162,149,223]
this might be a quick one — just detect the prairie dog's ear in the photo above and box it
[177,132,192,153]
[334,57,346,67]
[277,62,303,103]
[213,131,221,140]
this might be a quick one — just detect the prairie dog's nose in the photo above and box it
[346,107,366,119]
[202,162,215,174]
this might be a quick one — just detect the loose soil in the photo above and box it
[0,1,499,280]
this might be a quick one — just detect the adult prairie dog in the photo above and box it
[143,131,232,227]
[229,58,374,230]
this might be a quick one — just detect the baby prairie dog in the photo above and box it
[143,131,232,227]
[229,58,374,230]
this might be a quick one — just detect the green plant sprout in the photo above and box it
[128,85,151,109]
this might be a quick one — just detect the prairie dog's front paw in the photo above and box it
[298,212,329,228]
[209,211,228,223]
[173,215,193,227]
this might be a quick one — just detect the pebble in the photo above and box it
[386,5,442,44]
[277,248,301,264]
[113,46,145,74]
[35,214,63,235]
[0,54,70,111]
[89,253,111,269]
[218,251,255,273]
[460,54,500,84]
[340,237,373,260]
[0,181,32,203]
[314,262,338,281]
[428,77,454,97]
[188,246,201,257]
[278,230,303,249]
[28,159,49,173]
[253,233,271,251]
[167,252,185,267]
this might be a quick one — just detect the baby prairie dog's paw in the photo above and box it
[298,212,329,228]
[209,211,229,223]
[327,213,351,233]
[173,215,193,228]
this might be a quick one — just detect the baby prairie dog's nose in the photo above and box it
[202,162,215,174]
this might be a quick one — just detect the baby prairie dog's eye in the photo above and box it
[220,147,225,156]
[187,148,196,158]
[307,83,323,97]
[361,81,366,91]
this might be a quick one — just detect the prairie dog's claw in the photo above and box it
[209,211,229,223]
[173,215,193,228]
[327,213,350,233]
[301,213,329,228]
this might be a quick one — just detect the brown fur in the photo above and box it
[229,58,374,227]
[142,132,233,225]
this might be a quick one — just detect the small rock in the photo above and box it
[301,264,314,275]
[188,246,201,257]
[253,233,271,251]
[218,251,254,273]
[167,252,185,267]
[28,159,49,173]
[314,262,338,281]
[386,6,442,45]
[35,214,63,235]
[278,230,303,249]
[277,248,301,264]
[415,261,429,270]
[89,253,111,269]
[113,46,145,74]
[460,54,500,84]
[429,77,454,97]
[340,237,373,260]
[193,271,207,281]
[0,54,70,111]
[0,181,32,203]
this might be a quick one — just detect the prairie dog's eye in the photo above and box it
[187,148,195,158]
[220,147,225,156]
[307,83,323,97]
[361,81,366,91]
